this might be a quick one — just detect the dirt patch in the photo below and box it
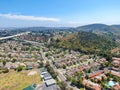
[28,71,37,76]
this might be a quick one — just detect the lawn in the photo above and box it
[0,69,42,90]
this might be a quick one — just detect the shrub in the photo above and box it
[16,66,23,72]
[2,68,9,73]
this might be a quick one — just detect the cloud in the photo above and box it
[68,21,82,24]
[0,13,60,22]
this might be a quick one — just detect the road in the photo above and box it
[41,50,79,90]
[40,49,66,81]
[0,32,30,40]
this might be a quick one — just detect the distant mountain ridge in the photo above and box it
[1,23,120,35]
[1,23,120,38]
[76,24,120,36]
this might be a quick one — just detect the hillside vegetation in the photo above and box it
[51,31,117,54]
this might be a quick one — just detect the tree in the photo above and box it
[101,81,107,89]
[58,81,67,90]
[88,69,91,73]
[16,66,23,72]
[77,77,83,87]
[63,65,66,69]
[2,68,9,73]
[67,76,71,81]
[106,54,112,61]
[13,47,17,51]
[8,54,12,58]
[3,61,6,66]
[56,38,60,43]
[45,61,58,79]
[38,62,44,68]
[101,76,105,82]
[85,75,89,79]
[45,53,49,57]
[12,58,17,63]
[71,78,77,86]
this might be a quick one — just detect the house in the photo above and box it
[41,71,48,75]
[112,57,120,66]
[45,79,56,87]
[5,62,13,69]
[110,70,120,77]
[89,70,103,78]
[0,63,3,68]
[40,68,57,89]
[112,67,119,71]
[40,70,52,80]
[83,78,101,90]
[24,62,33,67]
[111,48,120,54]
[93,74,107,81]
[79,67,84,71]
[43,73,52,80]
[19,63,26,67]
[113,83,120,90]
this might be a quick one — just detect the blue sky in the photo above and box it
[0,0,120,27]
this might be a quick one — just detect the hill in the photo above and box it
[76,24,120,36]
[51,31,117,54]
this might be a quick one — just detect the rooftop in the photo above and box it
[45,79,56,87]
[42,84,58,90]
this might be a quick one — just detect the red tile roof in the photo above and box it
[113,84,120,90]
[79,67,84,71]
[89,70,103,78]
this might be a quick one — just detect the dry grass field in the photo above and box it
[0,69,42,90]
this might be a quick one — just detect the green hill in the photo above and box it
[51,31,117,54]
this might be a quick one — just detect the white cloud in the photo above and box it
[0,13,60,22]
[68,21,81,24]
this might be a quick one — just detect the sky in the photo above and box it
[0,0,120,27]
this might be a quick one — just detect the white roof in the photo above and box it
[41,71,48,75]
[44,76,52,80]
[45,79,56,86]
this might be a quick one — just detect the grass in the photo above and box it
[0,69,42,90]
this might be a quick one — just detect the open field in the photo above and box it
[0,69,42,90]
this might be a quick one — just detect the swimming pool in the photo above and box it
[107,81,116,87]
